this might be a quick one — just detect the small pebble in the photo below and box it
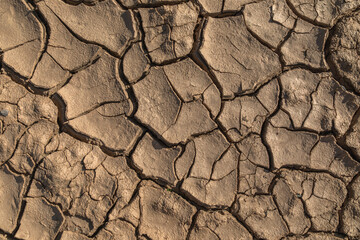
[0,109,9,117]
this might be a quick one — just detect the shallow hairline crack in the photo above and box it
[2,2,358,239]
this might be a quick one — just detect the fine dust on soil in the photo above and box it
[0,0,360,239]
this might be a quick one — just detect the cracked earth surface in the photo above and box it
[1,0,360,239]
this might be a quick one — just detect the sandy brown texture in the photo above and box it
[1,0,360,239]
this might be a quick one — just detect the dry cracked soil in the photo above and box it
[1,0,360,239]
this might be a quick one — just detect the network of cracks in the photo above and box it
[1,0,360,239]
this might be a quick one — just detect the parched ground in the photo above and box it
[1,0,360,239]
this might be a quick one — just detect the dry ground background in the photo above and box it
[1,0,360,239]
